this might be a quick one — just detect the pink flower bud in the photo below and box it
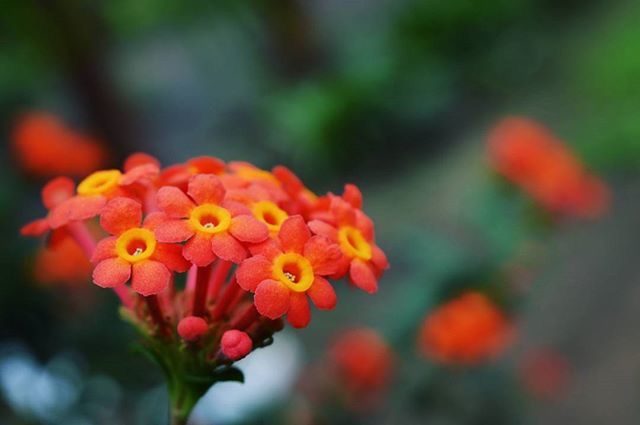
[221,330,253,360]
[178,316,208,341]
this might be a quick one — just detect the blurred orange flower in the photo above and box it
[419,292,514,365]
[488,117,609,218]
[328,328,394,406]
[12,112,107,177]
[33,236,92,287]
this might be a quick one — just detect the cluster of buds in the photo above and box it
[21,153,388,404]
[488,116,609,218]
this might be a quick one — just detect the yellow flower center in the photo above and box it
[115,228,157,263]
[273,253,314,293]
[338,226,372,261]
[189,204,232,235]
[251,201,288,233]
[77,170,122,196]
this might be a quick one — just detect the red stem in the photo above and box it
[145,295,170,337]
[66,222,96,258]
[231,304,260,330]
[192,265,212,317]
[208,260,233,302]
[211,277,242,321]
[66,221,133,308]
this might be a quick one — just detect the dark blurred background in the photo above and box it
[2,1,640,424]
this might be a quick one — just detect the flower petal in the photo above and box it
[21,218,49,236]
[157,186,195,218]
[230,215,269,243]
[349,259,378,294]
[303,235,342,276]
[154,218,194,243]
[371,245,389,271]
[188,174,225,205]
[342,184,363,209]
[254,279,290,319]
[188,156,225,174]
[153,243,190,272]
[287,292,311,328]
[42,177,75,209]
[123,152,161,172]
[120,163,159,186]
[67,195,107,222]
[131,260,170,296]
[236,255,273,292]
[92,258,131,288]
[278,215,310,253]
[308,219,338,240]
[183,234,216,267]
[355,210,375,241]
[211,232,247,264]
[91,236,117,262]
[100,197,142,235]
[331,197,357,226]
[307,276,337,310]
[248,238,282,260]
[272,165,304,193]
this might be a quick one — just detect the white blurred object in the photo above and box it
[0,344,80,422]
[189,331,303,425]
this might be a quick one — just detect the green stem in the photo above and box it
[168,374,210,425]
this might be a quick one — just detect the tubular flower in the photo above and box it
[12,112,107,177]
[159,156,225,190]
[21,153,387,423]
[309,190,388,294]
[418,292,515,365]
[272,165,319,219]
[154,174,269,266]
[47,163,159,229]
[328,328,394,404]
[21,176,76,237]
[91,197,190,296]
[488,116,609,218]
[236,216,342,328]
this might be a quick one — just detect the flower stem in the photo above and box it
[231,304,260,330]
[192,265,212,317]
[66,221,96,258]
[208,260,232,301]
[211,277,241,321]
[145,295,170,337]
[67,221,133,307]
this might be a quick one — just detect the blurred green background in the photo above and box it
[2,0,639,424]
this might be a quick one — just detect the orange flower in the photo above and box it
[12,112,107,177]
[488,117,609,218]
[418,292,514,365]
[329,328,394,399]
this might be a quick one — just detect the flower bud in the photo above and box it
[178,316,208,341]
[221,330,253,360]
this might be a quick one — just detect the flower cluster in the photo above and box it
[21,153,388,369]
[488,116,609,218]
[418,292,514,365]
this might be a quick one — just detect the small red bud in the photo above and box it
[221,330,253,360]
[178,316,208,341]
